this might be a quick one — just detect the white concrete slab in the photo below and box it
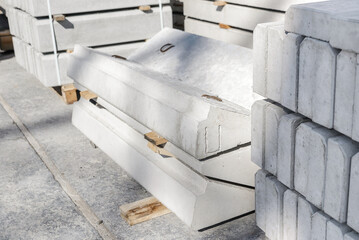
[283,189,299,240]
[324,136,359,223]
[255,170,271,232]
[334,51,357,138]
[327,220,351,240]
[278,114,306,189]
[348,153,359,233]
[311,211,331,240]
[297,197,318,240]
[184,18,253,49]
[298,38,338,128]
[281,33,304,112]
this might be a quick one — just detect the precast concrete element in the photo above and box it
[7,7,172,53]
[72,99,255,230]
[335,51,357,138]
[306,127,338,209]
[12,37,144,87]
[311,211,331,240]
[2,0,170,17]
[183,0,283,32]
[348,153,359,232]
[324,136,359,223]
[352,57,359,142]
[298,37,338,128]
[283,189,299,240]
[253,22,283,97]
[184,18,253,49]
[265,176,287,240]
[294,122,320,197]
[68,29,258,159]
[277,114,306,188]
[297,197,318,240]
[327,220,352,240]
[97,97,259,187]
[281,33,304,112]
[255,170,271,232]
[264,104,290,175]
[251,100,272,168]
[345,232,359,240]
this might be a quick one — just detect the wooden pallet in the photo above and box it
[120,197,171,226]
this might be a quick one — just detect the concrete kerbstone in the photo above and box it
[348,153,359,232]
[311,211,331,240]
[283,189,299,240]
[255,170,271,232]
[327,220,351,240]
[297,197,318,240]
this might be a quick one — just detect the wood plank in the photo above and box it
[120,197,171,226]
[80,90,97,100]
[139,5,151,11]
[53,14,66,22]
[144,131,167,146]
[214,0,227,6]
[61,84,78,104]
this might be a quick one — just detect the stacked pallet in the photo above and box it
[252,1,359,239]
[182,0,325,49]
[68,28,261,230]
[4,0,172,86]
[0,7,12,51]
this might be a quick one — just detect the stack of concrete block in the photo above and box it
[68,28,261,230]
[182,0,325,49]
[5,0,172,86]
[0,7,12,51]
[252,1,359,239]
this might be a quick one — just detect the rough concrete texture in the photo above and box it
[3,0,169,16]
[255,170,271,232]
[264,104,290,175]
[265,176,287,240]
[327,220,352,240]
[277,113,306,189]
[297,197,318,240]
[298,37,338,128]
[0,53,266,239]
[311,211,331,240]
[7,7,172,53]
[345,232,359,240]
[348,153,359,233]
[283,190,298,240]
[184,18,253,49]
[306,127,338,209]
[334,51,357,138]
[324,136,359,223]
[267,25,285,102]
[281,33,304,112]
[183,0,283,32]
[294,122,320,197]
[251,100,272,168]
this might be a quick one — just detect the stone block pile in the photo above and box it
[182,0,324,49]
[3,0,172,86]
[252,1,359,239]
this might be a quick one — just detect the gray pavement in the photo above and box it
[0,52,265,240]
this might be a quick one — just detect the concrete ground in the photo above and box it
[0,52,266,240]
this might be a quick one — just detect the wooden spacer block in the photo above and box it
[53,14,65,22]
[139,5,151,11]
[120,197,171,226]
[144,132,168,146]
[66,49,74,54]
[80,90,97,100]
[61,84,77,104]
[147,142,174,158]
[219,23,231,30]
[214,1,227,6]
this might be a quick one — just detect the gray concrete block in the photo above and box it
[264,104,289,175]
[267,25,285,103]
[183,0,284,31]
[265,176,287,240]
[334,51,357,138]
[298,38,338,128]
[324,136,359,223]
[281,33,304,112]
[351,56,359,142]
[294,122,320,197]
[348,153,359,233]
[184,18,253,49]
[283,189,299,240]
[255,170,271,232]
[277,114,306,189]
[251,100,272,168]
[311,211,331,240]
[327,220,351,240]
[306,127,338,209]
[345,232,359,240]
[297,197,318,240]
